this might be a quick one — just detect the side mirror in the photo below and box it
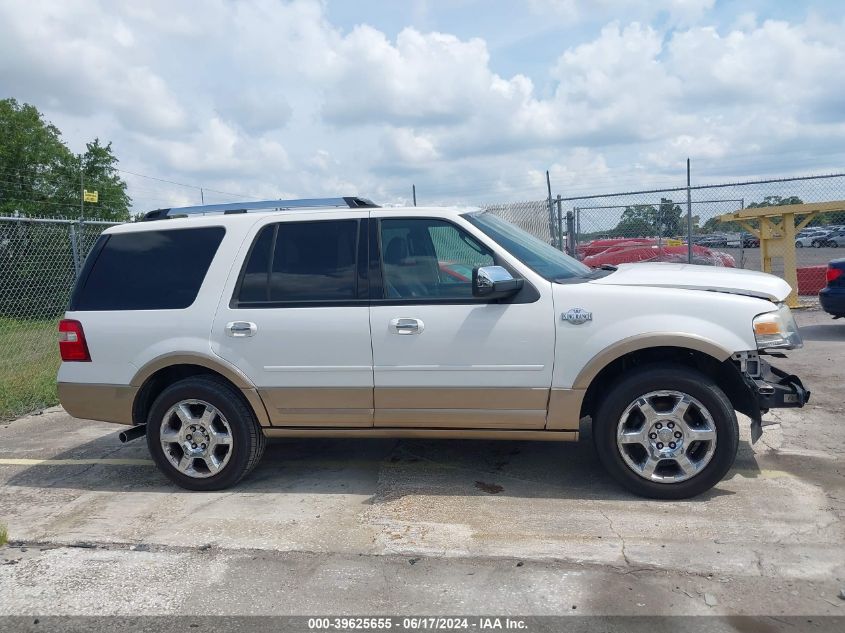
[472,265,524,299]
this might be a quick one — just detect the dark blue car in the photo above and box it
[820,258,845,318]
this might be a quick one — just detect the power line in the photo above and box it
[115,168,261,200]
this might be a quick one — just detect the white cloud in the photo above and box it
[322,26,497,126]
[0,0,186,133]
[140,116,290,177]
[2,0,845,211]
[380,128,440,166]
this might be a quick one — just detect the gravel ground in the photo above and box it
[0,309,842,618]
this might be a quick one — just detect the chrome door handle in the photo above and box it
[226,321,257,337]
[389,318,424,335]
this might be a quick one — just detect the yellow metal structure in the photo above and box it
[719,200,845,307]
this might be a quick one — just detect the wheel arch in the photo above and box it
[574,336,753,423]
[130,354,271,427]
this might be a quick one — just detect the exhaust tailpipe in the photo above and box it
[119,425,147,443]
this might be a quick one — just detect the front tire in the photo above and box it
[593,364,739,499]
[146,375,266,491]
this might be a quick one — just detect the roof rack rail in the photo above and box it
[143,196,379,221]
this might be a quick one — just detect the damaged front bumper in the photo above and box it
[734,352,810,442]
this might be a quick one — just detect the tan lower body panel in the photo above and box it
[546,388,586,431]
[374,408,546,429]
[263,427,577,441]
[374,387,548,409]
[57,382,137,425]
[373,387,548,429]
[257,386,550,429]
[59,382,270,427]
[258,387,373,427]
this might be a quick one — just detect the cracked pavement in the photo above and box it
[0,309,843,615]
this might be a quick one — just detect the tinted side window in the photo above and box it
[238,225,273,302]
[380,218,493,299]
[236,220,359,304]
[72,227,225,311]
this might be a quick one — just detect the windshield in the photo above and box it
[465,211,593,281]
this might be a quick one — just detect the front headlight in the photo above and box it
[753,304,803,350]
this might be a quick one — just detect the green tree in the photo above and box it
[80,138,131,221]
[0,99,132,321]
[657,197,684,235]
[614,205,656,237]
[0,98,75,217]
[613,198,683,237]
[746,195,802,209]
[0,98,130,220]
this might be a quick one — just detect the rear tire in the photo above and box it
[146,375,266,491]
[593,364,739,499]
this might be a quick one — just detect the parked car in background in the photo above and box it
[740,232,760,248]
[822,229,845,247]
[581,240,735,268]
[820,259,845,318]
[795,231,831,248]
[694,234,729,247]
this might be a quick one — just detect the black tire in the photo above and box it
[146,375,267,491]
[795,241,803,248]
[592,364,739,499]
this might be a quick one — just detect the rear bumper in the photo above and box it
[57,382,137,425]
[819,286,845,317]
[742,360,810,442]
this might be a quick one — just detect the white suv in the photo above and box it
[57,197,809,498]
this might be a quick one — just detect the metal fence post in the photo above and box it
[69,222,81,277]
[686,158,693,263]
[575,206,581,252]
[555,195,563,251]
[739,198,745,268]
[545,171,556,247]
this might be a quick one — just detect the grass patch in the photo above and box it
[0,523,7,547]
[0,317,60,420]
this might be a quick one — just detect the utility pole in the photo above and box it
[200,188,205,204]
[686,158,693,263]
[412,184,417,206]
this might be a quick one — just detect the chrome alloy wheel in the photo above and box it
[160,400,233,478]
[616,390,717,483]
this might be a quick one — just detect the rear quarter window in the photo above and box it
[70,226,225,311]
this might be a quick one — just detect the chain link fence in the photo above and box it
[2,174,843,418]
[488,173,845,306]
[0,216,119,419]
[486,200,559,246]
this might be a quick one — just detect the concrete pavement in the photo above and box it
[0,309,843,616]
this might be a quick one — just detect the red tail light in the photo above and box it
[58,319,91,362]
[826,267,843,284]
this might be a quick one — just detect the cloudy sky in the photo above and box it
[2,0,845,211]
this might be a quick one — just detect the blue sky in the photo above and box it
[327,1,833,81]
[2,0,845,210]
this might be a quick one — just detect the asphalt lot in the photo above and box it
[0,309,843,616]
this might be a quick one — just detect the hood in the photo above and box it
[589,262,791,302]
